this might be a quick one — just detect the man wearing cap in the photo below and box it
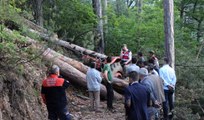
[159,58,176,119]
[86,62,102,112]
[126,57,140,75]
[139,68,161,120]
[41,65,71,120]
[124,71,149,120]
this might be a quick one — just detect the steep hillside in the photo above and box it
[0,62,47,120]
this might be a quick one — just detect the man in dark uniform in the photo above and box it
[41,65,71,120]
[124,71,149,120]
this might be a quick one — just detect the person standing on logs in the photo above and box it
[102,56,115,112]
[120,44,132,74]
[41,65,71,120]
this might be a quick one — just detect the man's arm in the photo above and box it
[142,80,157,104]
[104,71,111,83]
[41,86,46,104]
[120,50,123,58]
[96,71,102,83]
[124,88,131,108]
[63,80,70,88]
[41,94,46,104]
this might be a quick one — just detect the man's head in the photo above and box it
[163,57,169,64]
[139,68,148,79]
[122,44,128,51]
[106,56,112,63]
[149,50,155,57]
[137,52,143,57]
[50,65,60,76]
[90,62,96,68]
[148,63,154,72]
[128,71,139,83]
[132,57,137,64]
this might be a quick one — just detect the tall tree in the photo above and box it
[137,0,143,13]
[163,0,175,68]
[102,0,108,48]
[32,0,44,27]
[92,0,104,53]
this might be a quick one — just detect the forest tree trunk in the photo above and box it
[102,0,108,46]
[163,0,175,69]
[92,0,104,53]
[138,0,143,13]
[32,0,44,27]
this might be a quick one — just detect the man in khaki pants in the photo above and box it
[86,62,102,112]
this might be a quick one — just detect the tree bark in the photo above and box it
[138,0,143,13]
[92,0,104,53]
[32,0,44,27]
[46,49,89,74]
[163,0,175,69]
[102,0,108,37]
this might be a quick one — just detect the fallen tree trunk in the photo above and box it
[23,18,48,34]
[5,28,124,99]
[29,29,107,59]
[43,48,127,88]
[42,48,122,99]
[47,49,89,74]
[23,19,107,58]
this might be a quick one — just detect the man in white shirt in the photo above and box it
[86,62,102,112]
[159,57,176,119]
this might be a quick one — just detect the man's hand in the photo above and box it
[167,85,174,91]
[154,100,161,108]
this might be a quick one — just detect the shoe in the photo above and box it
[108,108,116,113]
[95,109,103,113]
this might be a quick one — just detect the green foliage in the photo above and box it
[43,0,96,47]
[0,25,40,73]
[105,2,164,57]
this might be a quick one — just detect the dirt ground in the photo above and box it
[67,86,126,120]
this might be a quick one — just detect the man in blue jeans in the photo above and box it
[41,65,71,120]
[159,58,177,120]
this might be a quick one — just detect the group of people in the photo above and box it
[40,44,177,120]
[85,44,177,120]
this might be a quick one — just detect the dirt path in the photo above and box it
[67,87,125,120]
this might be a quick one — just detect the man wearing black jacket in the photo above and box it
[41,65,71,120]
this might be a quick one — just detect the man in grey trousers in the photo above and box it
[86,62,102,112]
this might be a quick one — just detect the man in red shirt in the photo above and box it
[41,65,71,120]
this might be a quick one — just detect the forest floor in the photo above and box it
[66,85,125,120]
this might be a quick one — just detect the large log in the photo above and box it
[29,28,107,58]
[23,18,107,58]
[43,48,127,89]
[46,49,88,74]
[42,48,122,99]
[5,28,122,99]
